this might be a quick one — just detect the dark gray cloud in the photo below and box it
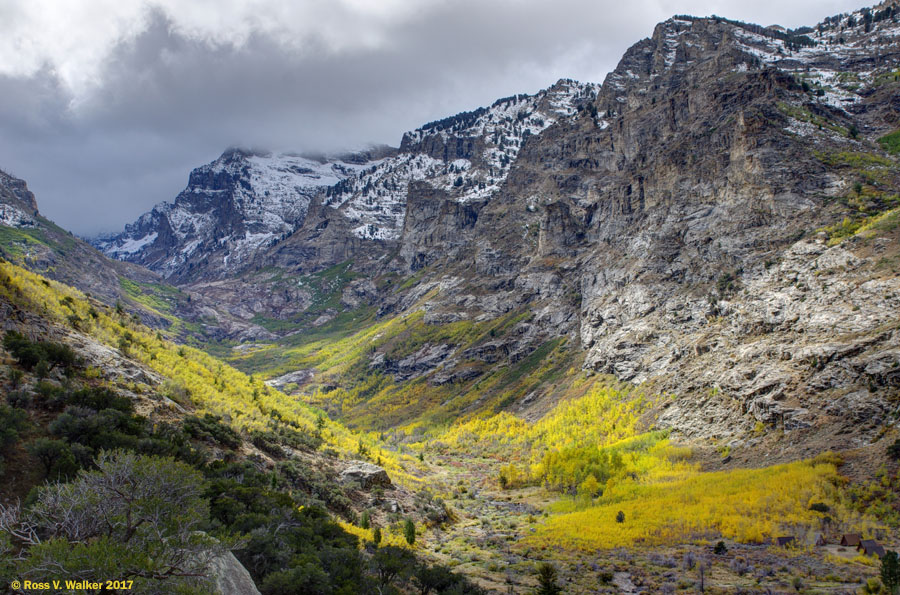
[0,0,865,235]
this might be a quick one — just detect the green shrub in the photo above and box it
[888,439,900,461]
[536,562,562,595]
[372,546,416,591]
[0,405,28,450]
[879,130,900,155]
[882,550,900,595]
[2,331,77,373]
[67,387,133,413]
[6,390,32,409]
[8,368,23,388]
[26,438,78,480]
[12,451,219,593]
[404,518,416,545]
[183,413,242,448]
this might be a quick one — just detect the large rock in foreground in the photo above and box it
[340,463,392,489]
[209,551,261,595]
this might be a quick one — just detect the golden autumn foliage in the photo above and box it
[3,260,890,555]
[529,459,848,549]
[231,300,572,430]
[0,261,422,483]
[438,381,660,492]
[336,520,412,549]
[432,376,887,551]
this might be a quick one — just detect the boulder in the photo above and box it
[340,463,392,489]
[209,551,260,595]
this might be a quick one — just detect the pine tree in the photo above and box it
[882,550,900,595]
[534,562,562,595]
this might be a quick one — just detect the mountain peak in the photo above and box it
[94,149,376,280]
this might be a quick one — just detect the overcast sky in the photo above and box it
[0,0,865,236]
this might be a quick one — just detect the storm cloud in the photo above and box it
[0,0,864,235]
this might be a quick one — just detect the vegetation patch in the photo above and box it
[528,457,850,550]
[822,203,900,245]
[879,129,900,155]
[118,277,184,316]
[0,260,422,482]
[0,226,48,261]
[777,102,847,136]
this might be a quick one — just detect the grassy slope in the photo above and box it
[0,217,210,342]
[0,259,424,484]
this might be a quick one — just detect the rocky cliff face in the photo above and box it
[360,6,900,443]
[323,79,598,241]
[385,8,900,442]
[0,170,39,227]
[94,148,392,282]
[570,10,900,441]
[98,4,900,446]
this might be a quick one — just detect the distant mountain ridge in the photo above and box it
[0,169,278,341]
[92,148,394,282]
[95,79,598,279]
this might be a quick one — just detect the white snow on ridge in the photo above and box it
[106,232,157,257]
[645,12,900,141]
[729,13,900,113]
[105,80,598,255]
[99,151,371,275]
[101,9,900,274]
[0,204,35,228]
[327,79,598,241]
[334,153,442,241]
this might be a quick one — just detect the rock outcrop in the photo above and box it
[340,463,392,489]
[0,170,39,227]
[208,552,261,595]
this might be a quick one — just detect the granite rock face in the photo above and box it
[0,170,39,223]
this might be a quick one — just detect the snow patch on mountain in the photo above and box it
[325,79,598,241]
[96,150,370,277]
[0,204,36,228]
[110,232,157,255]
[730,10,900,113]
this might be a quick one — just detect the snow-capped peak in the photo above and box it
[95,149,372,278]
[324,79,599,241]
